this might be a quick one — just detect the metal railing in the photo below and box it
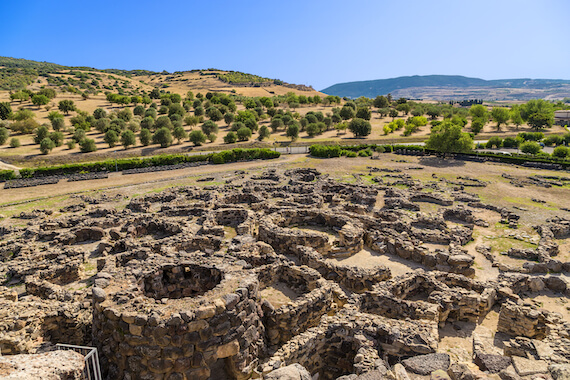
[56,344,102,380]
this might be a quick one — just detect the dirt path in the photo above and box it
[0,160,19,171]
[0,155,298,205]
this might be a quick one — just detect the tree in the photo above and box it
[356,107,372,120]
[224,132,237,144]
[396,103,411,115]
[348,118,372,137]
[425,121,473,154]
[0,127,9,145]
[139,128,152,146]
[207,133,217,143]
[58,100,76,115]
[258,125,271,141]
[389,109,399,120]
[306,123,320,137]
[12,109,35,121]
[486,136,503,149]
[224,112,234,126]
[39,138,55,154]
[80,138,97,153]
[173,126,188,144]
[121,130,136,149]
[490,107,510,130]
[0,102,12,120]
[510,108,524,129]
[169,103,186,118]
[237,127,252,141]
[93,108,107,119]
[470,118,485,134]
[104,130,119,148]
[31,94,49,108]
[36,88,56,100]
[133,105,145,116]
[189,130,206,146]
[155,116,172,130]
[34,125,50,144]
[201,120,219,135]
[339,105,355,120]
[286,123,300,141]
[520,141,541,155]
[426,106,441,120]
[153,127,173,148]
[72,128,87,143]
[469,104,488,120]
[520,99,554,130]
[49,131,64,147]
[10,90,29,103]
[373,95,389,109]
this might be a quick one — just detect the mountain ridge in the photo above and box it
[321,75,570,100]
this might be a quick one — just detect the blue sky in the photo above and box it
[1,0,568,90]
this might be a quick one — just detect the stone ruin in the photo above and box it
[0,166,569,379]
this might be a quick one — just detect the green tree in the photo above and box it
[224,131,237,144]
[153,127,173,148]
[470,118,485,134]
[49,131,64,147]
[389,109,399,120]
[469,104,488,120]
[39,137,55,154]
[133,105,145,117]
[396,103,411,115]
[104,130,119,148]
[237,127,252,141]
[121,130,136,149]
[201,120,219,135]
[155,116,172,130]
[80,138,97,153]
[72,128,87,143]
[0,102,12,120]
[31,94,49,108]
[169,103,186,118]
[93,108,107,119]
[139,128,152,146]
[373,95,389,108]
[520,99,554,130]
[58,100,76,115]
[224,112,234,126]
[306,123,320,137]
[486,136,503,148]
[189,130,206,146]
[348,118,372,137]
[339,105,355,120]
[12,109,35,121]
[286,123,300,141]
[0,127,9,145]
[207,133,217,143]
[510,108,524,129]
[425,121,473,154]
[356,107,372,120]
[173,126,188,144]
[10,90,29,103]
[520,141,541,154]
[490,107,510,130]
[426,106,441,120]
[34,125,50,144]
[258,125,270,141]
[36,88,56,100]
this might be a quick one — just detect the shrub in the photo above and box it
[552,146,569,158]
[66,140,76,149]
[207,133,217,143]
[49,131,64,147]
[502,137,519,148]
[543,135,563,146]
[237,127,252,141]
[189,130,207,146]
[10,119,39,134]
[104,130,119,148]
[258,125,270,141]
[80,138,97,153]
[139,128,152,146]
[486,136,503,149]
[520,141,541,155]
[0,127,8,145]
[201,120,218,135]
[517,132,544,141]
[224,132,237,144]
[39,138,55,154]
[346,151,357,157]
[9,138,20,148]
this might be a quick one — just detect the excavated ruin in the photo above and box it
[0,166,569,379]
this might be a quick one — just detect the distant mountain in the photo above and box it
[321,75,570,101]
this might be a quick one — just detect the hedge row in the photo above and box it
[0,170,17,182]
[17,148,280,179]
[309,144,570,169]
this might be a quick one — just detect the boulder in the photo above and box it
[402,353,450,375]
[550,364,570,380]
[512,356,548,376]
[264,364,311,380]
[474,353,511,374]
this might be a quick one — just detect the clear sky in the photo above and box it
[1,0,568,91]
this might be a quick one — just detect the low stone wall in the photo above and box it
[258,263,338,346]
[498,301,552,339]
[294,246,391,292]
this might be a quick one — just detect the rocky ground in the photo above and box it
[0,155,569,380]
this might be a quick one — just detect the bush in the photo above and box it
[49,131,64,147]
[552,146,569,158]
[201,120,218,135]
[0,170,16,181]
[0,127,8,145]
[9,138,20,148]
[520,141,541,155]
[543,135,563,147]
[189,130,206,146]
[104,130,119,148]
[224,132,237,144]
[207,133,217,143]
[486,136,503,149]
[502,137,519,148]
[39,138,55,155]
[121,130,136,149]
[346,151,357,157]
[10,119,39,134]
[518,132,544,141]
[80,138,97,153]
[66,140,76,149]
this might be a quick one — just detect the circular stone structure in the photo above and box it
[92,252,265,380]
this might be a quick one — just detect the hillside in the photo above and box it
[322,75,570,100]
[0,56,322,98]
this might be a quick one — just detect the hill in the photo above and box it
[0,56,321,98]
[321,75,570,101]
